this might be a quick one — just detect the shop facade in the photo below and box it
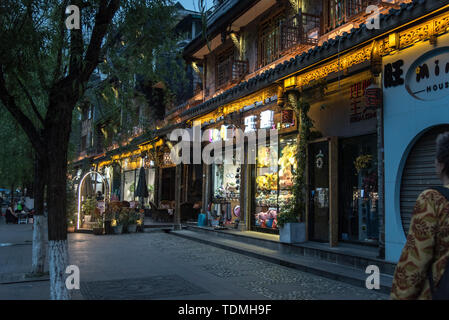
[383,31,449,262]
[305,69,380,246]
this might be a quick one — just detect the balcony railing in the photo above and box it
[258,11,320,68]
[323,0,399,33]
[216,57,249,89]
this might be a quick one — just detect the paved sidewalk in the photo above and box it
[0,225,388,300]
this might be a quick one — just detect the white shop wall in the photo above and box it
[383,32,449,262]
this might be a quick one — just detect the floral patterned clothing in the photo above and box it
[391,187,449,300]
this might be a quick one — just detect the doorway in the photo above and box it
[308,140,330,242]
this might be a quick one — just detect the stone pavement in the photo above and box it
[0,224,389,300]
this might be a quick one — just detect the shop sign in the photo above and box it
[349,79,376,123]
[316,150,324,169]
[208,125,234,142]
[244,115,257,133]
[260,110,274,129]
[281,110,294,125]
[405,47,449,101]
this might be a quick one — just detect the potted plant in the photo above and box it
[127,210,138,233]
[277,201,306,244]
[104,206,115,235]
[67,211,76,233]
[82,197,97,228]
[92,220,104,235]
[112,209,126,234]
[112,215,123,234]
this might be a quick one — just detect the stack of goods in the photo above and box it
[255,209,278,229]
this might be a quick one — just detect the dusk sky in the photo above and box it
[178,0,213,11]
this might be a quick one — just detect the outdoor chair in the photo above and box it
[18,213,28,224]
[148,201,173,222]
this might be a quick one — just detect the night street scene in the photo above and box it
[1,0,449,309]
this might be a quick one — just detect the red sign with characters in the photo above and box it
[349,79,378,123]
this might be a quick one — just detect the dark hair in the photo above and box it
[436,132,449,177]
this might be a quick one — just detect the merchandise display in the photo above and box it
[253,136,297,231]
[212,163,241,200]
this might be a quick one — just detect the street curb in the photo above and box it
[169,230,392,295]
[0,273,50,285]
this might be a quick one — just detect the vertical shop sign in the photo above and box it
[349,79,376,123]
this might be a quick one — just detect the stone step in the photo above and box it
[170,229,394,295]
[184,225,397,276]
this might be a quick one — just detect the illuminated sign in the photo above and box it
[405,47,449,101]
[244,116,257,133]
[260,110,274,129]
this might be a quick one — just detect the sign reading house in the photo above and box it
[405,46,449,101]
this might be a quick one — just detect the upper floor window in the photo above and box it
[258,10,320,69]
[215,48,249,89]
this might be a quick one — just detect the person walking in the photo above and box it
[391,132,449,300]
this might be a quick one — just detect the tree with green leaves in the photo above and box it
[0,0,182,299]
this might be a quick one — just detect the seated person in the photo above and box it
[5,205,18,224]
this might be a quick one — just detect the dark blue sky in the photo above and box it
[178,0,212,11]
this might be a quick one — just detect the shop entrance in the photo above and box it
[339,134,378,244]
[160,167,176,205]
[308,140,330,242]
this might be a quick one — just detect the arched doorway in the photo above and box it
[400,124,449,235]
[77,171,109,230]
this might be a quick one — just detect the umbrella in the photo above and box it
[135,167,149,206]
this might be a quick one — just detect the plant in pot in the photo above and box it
[112,210,125,235]
[104,205,115,235]
[67,211,76,233]
[92,219,104,235]
[278,200,305,244]
[127,210,138,233]
[82,197,97,228]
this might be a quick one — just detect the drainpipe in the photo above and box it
[376,74,385,260]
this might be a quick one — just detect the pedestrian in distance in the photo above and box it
[5,202,18,224]
[391,132,449,300]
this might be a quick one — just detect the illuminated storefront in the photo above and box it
[383,30,449,262]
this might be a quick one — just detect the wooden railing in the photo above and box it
[258,11,320,68]
[216,56,249,89]
[323,0,399,33]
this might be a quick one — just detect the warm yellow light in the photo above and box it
[111,219,117,227]
[389,33,399,48]
[192,62,200,74]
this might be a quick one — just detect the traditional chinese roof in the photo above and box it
[181,0,448,120]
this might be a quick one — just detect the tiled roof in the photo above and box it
[181,0,447,119]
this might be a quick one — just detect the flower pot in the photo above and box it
[113,225,123,234]
[127,224,137,233]
[93,227,104,235]
[104,221,113,234]
[67,226,76,233]
[279,222,306,244]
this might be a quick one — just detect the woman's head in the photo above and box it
[435,132,449,180]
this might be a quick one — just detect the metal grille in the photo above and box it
[400,125,449,235]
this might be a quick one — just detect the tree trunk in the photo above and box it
[45,102,73,300]
[31,156,48,275]
[48,240,70,300]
